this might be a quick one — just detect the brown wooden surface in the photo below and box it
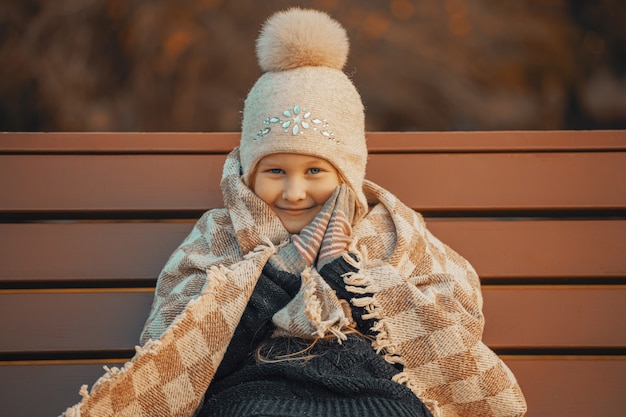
[2,286,624,352]
[1,357,624,417]
[2,220,624,282]
[0,362,127,417]
[0,154,227,212]
[2,151,625,212]
[0,223,192,281]
[2,131,626,153]
[505,358,626,417]
[481,286,626,348]
[368,152,626,211]
[1,131,625,417]
[429,219,626,279]
[0,291,152,352]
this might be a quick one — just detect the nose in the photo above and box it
[282,177,306,202]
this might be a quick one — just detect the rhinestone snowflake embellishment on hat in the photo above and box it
[254,105,338,142]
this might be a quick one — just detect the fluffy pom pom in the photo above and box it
[256,8,349,72]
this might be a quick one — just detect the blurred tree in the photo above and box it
[1,0,624,132]
[567,0,626,128]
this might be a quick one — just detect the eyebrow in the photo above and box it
[259,157,332,167]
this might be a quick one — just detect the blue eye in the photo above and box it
[309,168,321,174]
[269,168,283,174]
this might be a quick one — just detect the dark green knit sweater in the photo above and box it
[198,258,433,417]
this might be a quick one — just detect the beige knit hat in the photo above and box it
[240,8,368,221]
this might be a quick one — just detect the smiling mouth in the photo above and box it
[277,207,313,214]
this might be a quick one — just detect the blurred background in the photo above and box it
[1,0,625,132]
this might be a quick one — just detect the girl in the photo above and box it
[62,8,526,417]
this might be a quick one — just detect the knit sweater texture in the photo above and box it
[61,148,526,417]
[200,258,432,417]
[201,334,433,417]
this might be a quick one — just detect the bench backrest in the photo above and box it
[1,131,625,417]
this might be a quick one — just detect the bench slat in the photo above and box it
[2,220,624,282]
[2,152,625,212]
[0,357,624,417]
[0,291,153,352]
[2,131,625,153]
[505,358,626,417]
[1,287,624,352]
[0,362,126,417]
[367,152,626,211]
[482,286,626,348]
[0,154,226,212]
[0,223,191,281]
[430,219,626,279]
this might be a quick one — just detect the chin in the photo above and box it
[284,225,304,234]
[281,220,306,234]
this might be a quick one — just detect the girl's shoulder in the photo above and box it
[194,208,235,235]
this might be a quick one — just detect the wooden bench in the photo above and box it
[1,131,625,417]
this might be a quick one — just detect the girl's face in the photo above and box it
[252,153,341,234]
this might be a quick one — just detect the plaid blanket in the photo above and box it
[62,148,526,417]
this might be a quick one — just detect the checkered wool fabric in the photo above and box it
[61,149,526,417]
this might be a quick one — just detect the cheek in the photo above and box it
[321,187,336,202]
[252,179,276,205]
[316,178,341,202]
